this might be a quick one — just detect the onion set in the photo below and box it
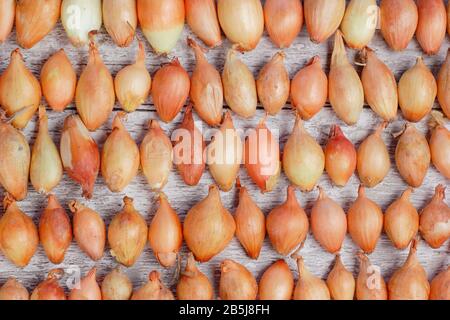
[176,253,214,300]
[115,41,151,113]
[244,117,280,193]
[356,253,387,300]
[291,56,328,120]
[0,0,14,43]
[103,0,137,47]
[31,270,66,300]
[108,197,148,267]
[60,115,100,198]
[325,125,356,186]
[398,57,437,122]
[132,271,174,300]
[416,0,447,55]
[347,186,383,253]
[419,185,450,249]
[429,112,450,179]
[329,31,364,125]
[380,0,418,51]
[437,50,450,119]
[101,268,133,300]
[304,0,345,44]
[69,268,101,300]
[266,186,309,256]
[293,256,330,300]
[185,0,221,48]
[148,193,183,268]
[137,0,185,54]
[326,255,355,300]
[219,259,258,300]
[41,49,77,112]
[311,187,347,254]
[257,52,290,116]
[152,59,190,123]
[0,49,41,129]
[0,278,29,300]
[234,179,265,260]
[217,0,264,51]
[61,0,102,47]
[395,124,430,187]
[258,260,294,300]
[283,117,324,192]
[183,185,235,262]
[340,0,377,50]
[384,188,419,250]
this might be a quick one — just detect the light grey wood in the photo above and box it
[0,14,449,297]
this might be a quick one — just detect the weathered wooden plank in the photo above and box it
[0,13,449,296]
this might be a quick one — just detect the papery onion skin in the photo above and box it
[173,106,206,186]
[283,117,324,192]
[16,0,61,49]
[69,268,102,300]
[259,260,294,300]
[39,195,72,265]
[356,253,388,300]
[419,185,450,249]
[0,0,15,43]
[340,0,377,50]
[0,278,29,300]
[0,121,30,201]
[108,197,148,267]
[217,0,264,51]
[31,270,66,300]
[357,122,391,188]
[101,268,133,300]
[148,193,183,268]
[293,256,331,300]
[103,0,137,47]
[115,41,151,113]
[76,38,115,131]
[311,187,347,254]
[325,125,356,186]
[430,267,450,300]
[188,39,223,126]
[31,107,63,194]
[41,49,77,112]
[416,0,447,55]
[0,49,41,129]
[266,186,309,256]
[329,31,364,125]
[234,180,265,260]
[60,115,100,199]
[61,0,102,47]
[257,52,290,116]
[137,0,185,54]
[185,0,222,48]
[131,271,175,300]
[304,0,345,44]
[395,124,430,188]
[207,112,243,192]
[291,56,328,120]
[244,117,281,193]
[429,112,450,179]
[437,50,450,119]
[0,197,39,267]
[347,186,383,253]
[380,0,418,51]
[152,59,190,123]
[222,49,257,118]
[220,259,258,300]
[140,120,173,191]
[177,253,214,300]
[398,57,437,122]
[184,185,235,262]
[384,188,419,250]
[69,200,105,261]
[264,0,303,49]
[388,240,430,300]
[101,113,140,192]
[326,255,355,300]
[361,48,398,121]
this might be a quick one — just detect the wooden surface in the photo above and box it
[0,12,449,296]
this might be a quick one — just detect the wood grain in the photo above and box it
[0,11,448,296]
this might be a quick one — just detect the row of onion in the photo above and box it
[0,179,448,271]
[1,36,449,136]
[1,244,448,300]
[0,0,448,54]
